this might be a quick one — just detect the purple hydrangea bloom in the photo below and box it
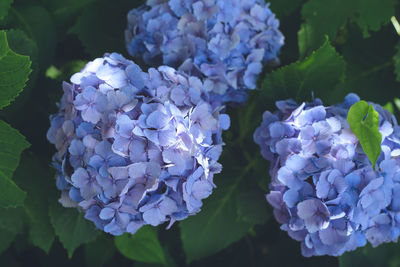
[254,93,400,256]
[125,0,284,104]
[47,53,229,235]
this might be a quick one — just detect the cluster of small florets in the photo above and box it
[47,53,230,235]
[254,94,400,256]
[125,0,284,104]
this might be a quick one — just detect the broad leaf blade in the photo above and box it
[262,39,345,103]
[298,0,395,57]
[13,152,57,253]
[340,243,400,267]
[49,203,100,258]
[0,120,29,207]
[0,170,26,207]
[0,30,32,110]
[347,101,382,169]
[179,158,253,263]
[85,234,116,267]
[115,226,167,265]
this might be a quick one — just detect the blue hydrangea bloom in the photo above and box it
[125,0,284,104]
[47,53,230,235]
[254,94,400,256]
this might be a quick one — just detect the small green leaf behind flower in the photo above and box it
[347,101,382,170]
[115,226,167,265]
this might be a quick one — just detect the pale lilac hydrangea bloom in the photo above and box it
[47,53,230,235]
[254,94,400,256]
[125,0,284,104]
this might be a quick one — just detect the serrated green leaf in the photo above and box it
[0,30,31,110]
[0,120,29,207]
[0,0,13,20]
[13,152,57,253]
[6,29,38,66]
[85,234,115,267]
[347,101,382,170]
[262,39,345,103]
[70,0,144,57]
[299,0,396,57]
[0,29,39,119]
[49,203,99,258]
[115,226,167,265]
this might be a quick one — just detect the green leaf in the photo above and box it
[0,229,16,254]
[6,29,38,67]
[394,42,400,82]
[0,30,32,110]
[41,0,103,31]
[394,98,400,111]
[115,226,167,265]
[0,120,29,207]
[340,243,400,267]
[0,29,39,119]
[13,152,57,253]
[261,39,346,103]
[43,0,99,19]
[45,60,86,82]
[383,102,394,114]
[49,203,100,258]
[0,207,25,234]
[70,0,144,57]
[0,0,13,20]
[180,160,253,263]
[236,176,270,225]
[347,101,382,170]
[299,0,396,57]
[85,234,116,267]
[0,170,26,208]
[0,120,30,178]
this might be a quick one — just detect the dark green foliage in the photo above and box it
[262,39,346,102]
[0,0,400,266]
[49,203,100,258]
[70,0,144,57]
[115,227,167,265]
[298,0,396,57]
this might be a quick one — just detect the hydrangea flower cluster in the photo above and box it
[125,0,284,104]
[254,94,400,256]
[47,53,230,235]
